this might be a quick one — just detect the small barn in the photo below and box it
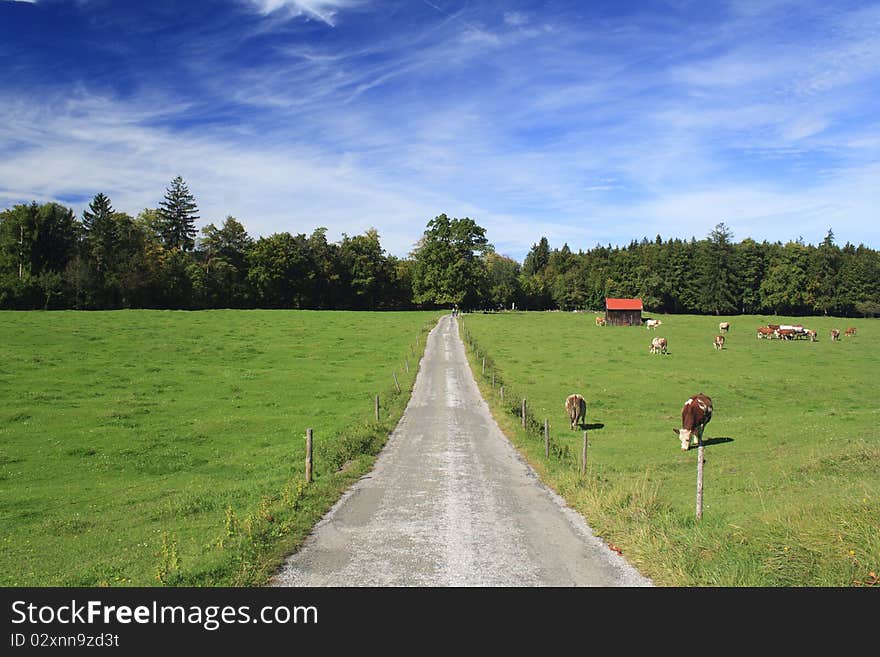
[605,298,643,326]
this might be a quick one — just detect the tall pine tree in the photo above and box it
[158,176,199,251]
[697,222,738,315]
[82,192,118,274]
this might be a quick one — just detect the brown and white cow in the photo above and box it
[845,327,857,337]
[646,319,662,330]
[595,316,606,327]
[565,393,587,430]
[713,335,725,350]
[830,328,841,341]
[756,326,774,339]
[806,329,818,342]
[719,322,730,333]
[673,393,713,451]
[649,336,668,354]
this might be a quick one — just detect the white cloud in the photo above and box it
[2,0,879,262]
[0,92,448,257]
[240,0,361,26]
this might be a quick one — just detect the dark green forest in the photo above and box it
[2,178,879,316]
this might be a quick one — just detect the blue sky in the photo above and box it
[1,0,878,261]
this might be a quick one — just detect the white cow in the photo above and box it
[649,336,668,354]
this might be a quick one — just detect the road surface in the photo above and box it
[271,314,651,587]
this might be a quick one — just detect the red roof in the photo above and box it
[605,298,643,311]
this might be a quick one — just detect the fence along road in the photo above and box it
[271,314,652,587]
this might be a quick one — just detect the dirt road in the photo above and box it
[271,315,651,586]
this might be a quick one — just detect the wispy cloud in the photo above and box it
[1,0,878,259]
[240,0,362,26]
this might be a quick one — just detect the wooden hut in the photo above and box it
[605,298,643,326]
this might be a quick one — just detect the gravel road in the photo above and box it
[271,314,652,587]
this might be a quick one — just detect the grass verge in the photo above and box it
[458,311,879,586]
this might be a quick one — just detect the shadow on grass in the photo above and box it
[570,422,605,431]
[702,436,734,447]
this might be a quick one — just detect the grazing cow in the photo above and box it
[595,316,606,327]
[775,328,797,340]
[719,322,730,333]
[756,326,775,339]
[713,335,725,350]
[565,393,587,430]
[649,336,668,354]
[673,393,713,451]
[845,327,857,337]
[780,324,807,339]
[830,329,841,341]
[646,319,662,330]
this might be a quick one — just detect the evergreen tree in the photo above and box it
[158,176,199,251]
[82,193,119,301]
[760,241,810,315]
[522,237,550,276]
[733,238,766,313]
[697,223,738,315]
[82,192,112,231]
[808,228,840,315]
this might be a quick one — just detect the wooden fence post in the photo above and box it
[375,394,380,422]
[544,418,549,458]
[696,445,705,520]
[521,399,527,428]
[305,428,313,483]
[491,371,495,387]
[393,371,401,394]
[500,386,504,402]
[581,430,588,476]
[482,357,485,376]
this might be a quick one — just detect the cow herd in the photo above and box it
[646,320,730,356]
[757,324,856,342]
[582,314,860,452]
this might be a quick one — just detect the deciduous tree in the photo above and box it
[411,214,491,308]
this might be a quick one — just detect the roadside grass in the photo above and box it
[459,312,879,586]
[0,309,441,586]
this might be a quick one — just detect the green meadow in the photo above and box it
[0,309,440,586]
[459,312,879,586]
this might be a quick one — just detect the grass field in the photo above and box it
[0,309,441,586]
[459,312,879,586]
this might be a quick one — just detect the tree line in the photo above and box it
[510,224,880,317]
[0,177,411,311]
[2,178,878,316]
